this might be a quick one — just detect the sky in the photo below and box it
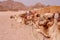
[0,0,60,6]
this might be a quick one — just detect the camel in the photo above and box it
[10,6,60,40]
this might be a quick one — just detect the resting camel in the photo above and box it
[10,6,60,40]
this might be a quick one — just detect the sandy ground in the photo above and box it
[0,11,38,40]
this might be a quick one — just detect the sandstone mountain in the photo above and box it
[28,2,45,10]
[0,0,47,11]
[0,0,27,11]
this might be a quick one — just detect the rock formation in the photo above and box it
[28,2,45,10]
[0,0,27,11]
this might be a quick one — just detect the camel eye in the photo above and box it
[36,14,40,17]
[48,18,51,20]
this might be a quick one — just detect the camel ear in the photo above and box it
[29,10,36,14]
[54,13,59,19]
